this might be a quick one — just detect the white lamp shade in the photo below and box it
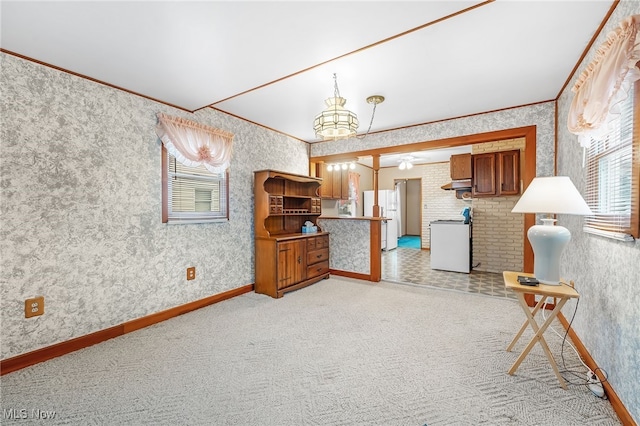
[511,176,592,285]
[511,176,593,215]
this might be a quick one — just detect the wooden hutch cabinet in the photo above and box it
[254,170,330,298]
[472,149,520,197]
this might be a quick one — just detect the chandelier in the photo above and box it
[313,73,384,141]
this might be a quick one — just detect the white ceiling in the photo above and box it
[1,1,613,167]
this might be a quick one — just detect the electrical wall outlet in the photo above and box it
[187,267,196,280]
[25,296,45,318]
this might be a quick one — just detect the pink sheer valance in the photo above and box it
[568,15,640,147]
[155,113,234,173]
[348,171,360,203]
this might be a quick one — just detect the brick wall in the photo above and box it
[473,137,526,154]
[471,138,525,273]
[422,162,469,249]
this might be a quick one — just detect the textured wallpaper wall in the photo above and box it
[0,53,309,359]
[556,2,640,422]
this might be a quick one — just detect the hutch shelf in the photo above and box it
[254,170,330,298]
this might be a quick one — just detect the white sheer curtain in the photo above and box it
[155,113,234,173]
[568,15,640,147]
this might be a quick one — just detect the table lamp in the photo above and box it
[511,176,593,285]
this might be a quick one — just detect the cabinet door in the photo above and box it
[450,153,472,180]
[340,168,349,200]
[317,167,349,200]
[317,165,332,199]
[472,153,496,196]
[331,169,342,199]
[276,240,305,290]
[497,150,520,195]
[318,165,342,199]
[331,168,349,200]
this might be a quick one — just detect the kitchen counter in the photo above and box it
[317,217,385,281]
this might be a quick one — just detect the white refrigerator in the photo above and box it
[363,190,398,251]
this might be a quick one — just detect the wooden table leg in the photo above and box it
[508,293,569,389]
[507,296,547,352]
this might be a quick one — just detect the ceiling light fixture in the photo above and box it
[313,73,358,141]
[313,73,384,141]
[326,161,357,171]
[358,95,385,140]
[398,156,414,170]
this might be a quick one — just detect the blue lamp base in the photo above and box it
[527,218,571,285]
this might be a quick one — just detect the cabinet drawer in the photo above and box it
[307,235,329,250]
[269,195,283,214]
[307,260,329,279]
[307,248,329,265]
[311,197,321,214]
[317,235,329,248]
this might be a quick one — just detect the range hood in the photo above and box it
[441,179,472,190]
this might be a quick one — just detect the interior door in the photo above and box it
[395,181,406,236]
[406,179,421,236]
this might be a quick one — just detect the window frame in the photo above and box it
[583,74,640,240]
[161,145,230,224]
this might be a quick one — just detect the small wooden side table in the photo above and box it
[503,271,580,389]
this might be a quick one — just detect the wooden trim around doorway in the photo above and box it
[310,125,537,274]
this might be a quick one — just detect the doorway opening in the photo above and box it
[394,178,422,249]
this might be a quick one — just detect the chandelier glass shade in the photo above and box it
[313,74,359,140]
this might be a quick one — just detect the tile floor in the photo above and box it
[382,247,517,300]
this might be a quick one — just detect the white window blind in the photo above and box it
[583,79,639,241]
[165,150,228,223]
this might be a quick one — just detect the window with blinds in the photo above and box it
[583,77,640,241]
[163,148,229,223]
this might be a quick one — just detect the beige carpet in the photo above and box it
[1,277,620,425]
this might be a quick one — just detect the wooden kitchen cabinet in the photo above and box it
[472,153,496,196]
[317,165,349,200]
[497,150,520,195]
[472,149,520,197]
[450,153,472,180]
[254,170,330,298]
